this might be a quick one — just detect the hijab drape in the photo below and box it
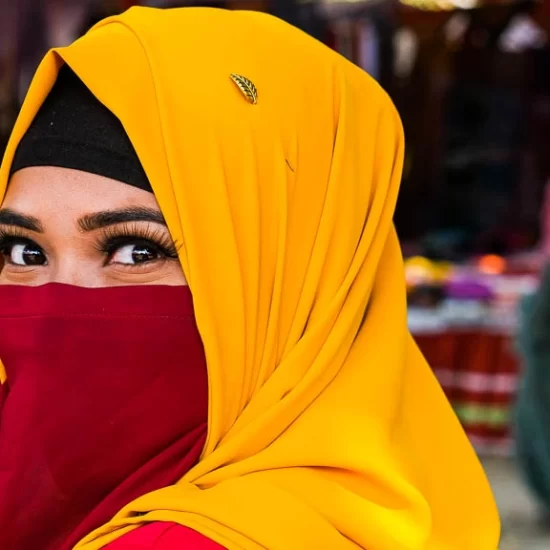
[0,7,499,549]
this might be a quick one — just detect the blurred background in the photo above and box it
[1,0,549,547]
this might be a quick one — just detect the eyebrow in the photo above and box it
[77,207,167,232]
[0,209,44,232]
[0,206,166,234]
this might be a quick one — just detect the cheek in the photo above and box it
[160,262,188,286]
[0,267,50,286]
[104,260,188,287]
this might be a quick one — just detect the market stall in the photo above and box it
[406,254,540,455]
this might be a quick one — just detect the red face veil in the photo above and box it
[0,283,209,550]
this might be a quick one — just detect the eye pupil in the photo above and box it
[131,246,157,264]
[22,247,46,266]
[108,241,164,266]
[7,243,47,267]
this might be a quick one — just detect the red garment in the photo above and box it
[105,522,225,549]
[0,284,208,550]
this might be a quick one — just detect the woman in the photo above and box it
[0,6,499,550]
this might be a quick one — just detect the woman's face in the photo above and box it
[0,166,187,287]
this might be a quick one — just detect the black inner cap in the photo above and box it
[10,65,152,193]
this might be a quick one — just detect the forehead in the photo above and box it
[3,166,159,215]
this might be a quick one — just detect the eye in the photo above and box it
[1,240,47,267]
[108,241,163,266]
[97,224,180,268]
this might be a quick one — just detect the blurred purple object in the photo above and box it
[445,279,494,301]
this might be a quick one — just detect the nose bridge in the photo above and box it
[49,254,102,288]
[41,224,105,287]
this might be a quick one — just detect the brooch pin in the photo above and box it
[230,73,258,105]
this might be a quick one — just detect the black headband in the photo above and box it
[10,65,152,193]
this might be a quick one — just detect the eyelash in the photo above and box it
[0,227,35,258]
[0,224,181,267]
[95,223,181,265]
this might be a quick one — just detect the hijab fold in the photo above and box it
[0,7,499,549]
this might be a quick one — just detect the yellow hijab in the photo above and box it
[0,7,499,549]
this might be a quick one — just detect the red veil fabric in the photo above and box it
[0,284,208,550]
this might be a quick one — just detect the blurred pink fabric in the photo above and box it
[105,522,224,549]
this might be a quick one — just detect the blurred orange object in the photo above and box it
[478,254,506,275]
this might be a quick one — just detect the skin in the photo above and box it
[0,166,187,287]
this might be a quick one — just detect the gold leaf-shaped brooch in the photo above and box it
[230,73,258,105]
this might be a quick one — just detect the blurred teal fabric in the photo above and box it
[516,264,550,510]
